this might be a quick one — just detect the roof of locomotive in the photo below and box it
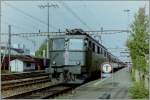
[50,29,107,50]
[50,29,123,62]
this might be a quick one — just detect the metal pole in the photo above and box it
[100,27,103,44]
[47,3,52,80]
[148,1,150,99]
[0,0,1,71]
[8,25,11,72]
[112,63,114,87]
[124,9,130,39]
[47,3,49,59]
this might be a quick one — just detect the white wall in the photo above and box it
[10,59,24,72]
[10,59,35,72]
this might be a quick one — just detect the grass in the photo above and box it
[129,81,149,99]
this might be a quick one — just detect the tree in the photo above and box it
[127,7,149,72]
[127,7,149,93]
[35,40,47,57]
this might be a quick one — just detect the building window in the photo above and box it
[26,63,31,67]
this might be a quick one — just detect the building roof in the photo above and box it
[12,55,37,63]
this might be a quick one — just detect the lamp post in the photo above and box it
[38,3,59,80]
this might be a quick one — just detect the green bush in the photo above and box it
[129,81,149,99]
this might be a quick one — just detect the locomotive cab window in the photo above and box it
[69,39,84,50]
[53,39,65,50]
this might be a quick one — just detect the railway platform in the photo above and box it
[56,67,133,99]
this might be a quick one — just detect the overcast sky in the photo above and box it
[1,1,149,62]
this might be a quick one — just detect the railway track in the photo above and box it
[2,72,79,99]
[2,76,50,91]
[1,70,48,81]
[3,84,79,99]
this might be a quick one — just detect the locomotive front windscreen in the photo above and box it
[69,39,84,50]
[53,39,65,50]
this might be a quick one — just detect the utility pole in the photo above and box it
[100,27,103,44]
[124,9,131,68]
[8,25,11,72]
[124,9,130,36]
[38,3,59,79]
[38,3,58,58]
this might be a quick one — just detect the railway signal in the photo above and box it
[102,63,112,73]
[101,62,112,78]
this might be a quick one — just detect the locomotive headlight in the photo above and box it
[52,61,56,65]
[76,61,80,65]
[84,40,88,46]
[84,40,88,43]
[65,38,69,42]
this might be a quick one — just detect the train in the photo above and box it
[48,29,126,83]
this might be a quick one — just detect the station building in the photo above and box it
[1,55,49,72]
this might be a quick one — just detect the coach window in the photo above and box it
[92,43,95,52]
[95,45,97,53]
[104,50,106,57]
[101,48,103,55]
[69,39,84,50]
[53,39,65,50]
[107,54,110,59]
[100,47,102,54]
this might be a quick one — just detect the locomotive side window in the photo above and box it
[97,46,100,54]
[95,45,97,53]
[89,41,92,48]
[92,43,95,52]
[69,39,83,50]
[53,39,65,50]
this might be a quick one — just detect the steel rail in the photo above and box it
[2,76,50,91]
[3,84,78,99]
